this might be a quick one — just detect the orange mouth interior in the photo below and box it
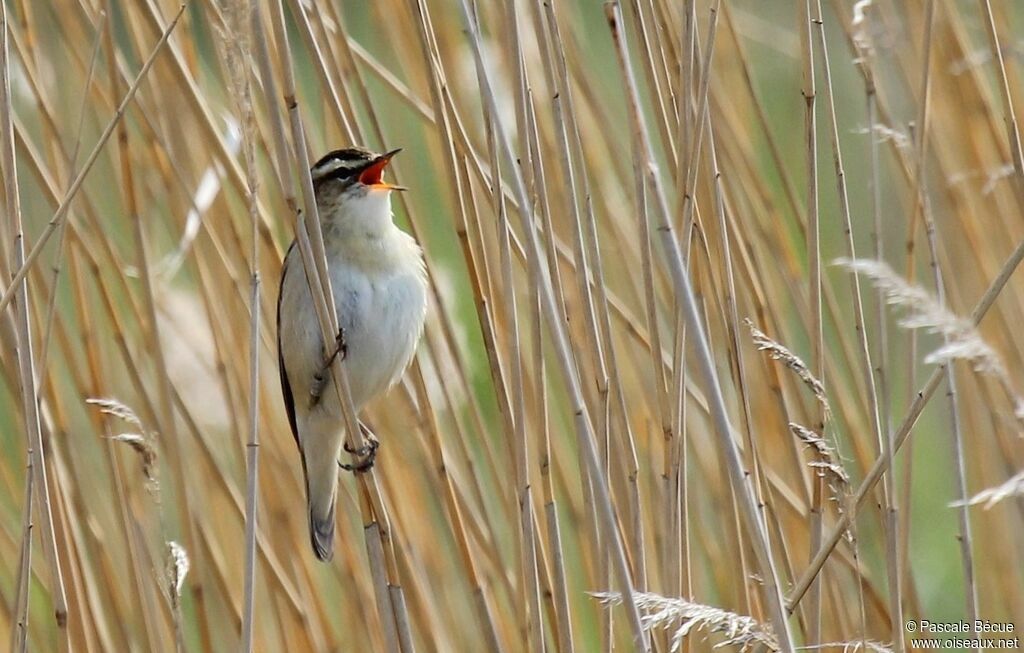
[359,158,390,186]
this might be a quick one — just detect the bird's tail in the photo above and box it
[302,435,340,561]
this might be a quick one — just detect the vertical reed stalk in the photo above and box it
[811,1,888,645]
[1,0,69,641]
[7,2,1024,650]
[458,0,650,648]
[258,2,413,650]
[221,0,262,649]
[800,0,824,642]
[606,1,794,648]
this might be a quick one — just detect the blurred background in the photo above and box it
[1,0,1023,650]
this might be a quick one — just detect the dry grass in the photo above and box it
[593,590,780,652]
[1,1,1023,651]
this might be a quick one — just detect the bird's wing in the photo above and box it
[277,240,300,449]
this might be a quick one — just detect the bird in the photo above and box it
[277,146,427,561]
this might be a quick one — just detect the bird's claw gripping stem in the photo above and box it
[309,327,347,405]
[339,435,379,473]
[325,326,347,369]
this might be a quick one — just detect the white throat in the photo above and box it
[320,190,405,268]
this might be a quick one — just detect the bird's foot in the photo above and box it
[325,326,347,368]
[339,435,379,474]
[309,327,347,406]
[309,372,327,405]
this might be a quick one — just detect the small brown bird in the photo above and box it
[277,147,426,560]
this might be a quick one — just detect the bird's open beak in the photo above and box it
[359,149,406,191]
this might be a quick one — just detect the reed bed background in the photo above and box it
[1,0,1023,651]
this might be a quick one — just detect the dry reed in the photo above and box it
[1,1,1023,651]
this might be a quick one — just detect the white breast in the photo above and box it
[331,235,426,408]
[278,191,426,421]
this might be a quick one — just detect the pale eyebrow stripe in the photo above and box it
[311,158,353,181]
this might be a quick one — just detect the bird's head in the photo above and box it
[311,147,404,230]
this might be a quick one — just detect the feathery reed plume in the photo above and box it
[789,423,849,486]
[9,1,1024,649]
[835,258,1024,418]
[981,164,1016,196]
[108,434,158,485]
[834,259,994,369]
[166,540,190,598]
[950,470,1024,509]
[951,163,1018,195]
[86,397,145,430]
[746,319,831,419]
[851,0,875,26]
[592,591,779,652]
[853,124,910,151]
[948,46,1024,76]
[88,398,158,486]
[165,541,190,653]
